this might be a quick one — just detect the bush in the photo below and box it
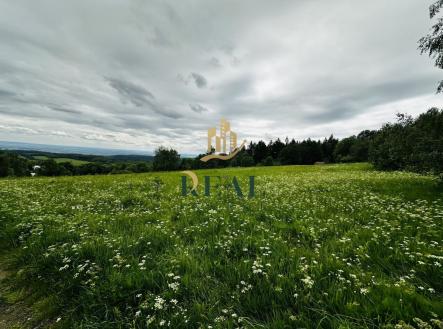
[369,108,443,175]
[240,155,255,167]
[263,156,274,166]
[153,147,180,171]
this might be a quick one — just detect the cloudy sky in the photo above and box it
[0,0,441,154]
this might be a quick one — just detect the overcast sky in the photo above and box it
[0,0,441,154]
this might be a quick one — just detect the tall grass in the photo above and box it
[0,163,442,328]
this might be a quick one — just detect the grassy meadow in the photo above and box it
[0,163,442,328]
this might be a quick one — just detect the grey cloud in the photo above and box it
[190,73,207,88]
[150,27,174,47]
[106,77,181,119]
[0,89,15,97]
[216,74,254,102]
[112,114,162,131]
[220,44,235,56]
[49,106,81,114]
[231,56,241,66]
[156,107,182,119]
[189,103,209,113]
[81,134,107,141]
[107,77,155,107]
[176,72,208,88]
[176,74,189,85]
[0,124,71,138]
[209,57,221,67]
[299,74,439,125]
[0,0,441,153]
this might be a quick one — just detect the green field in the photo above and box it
[33,155,90,166]
[0,164,442,328]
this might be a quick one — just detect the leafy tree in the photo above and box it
[9,154,29,176]
[263,156,274,166]
[419,0,443,92]
[333,132,375,163]
[240,154,255,167]
[59,162,75,176]
[153,147,180,171]
[75,163,112,175]
[180,158,194,170]
[369,109,443,174]
[279,144,301,165]
[321,135,338,163]
[0,152,29,177]
[0,152,10,177]
[299,139,322,164]
[251,141,268,163]
[351,130,376,162]
[334,136,357,162]
[268,139,285,159]
[41,159,60,176]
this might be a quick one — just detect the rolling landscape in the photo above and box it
[1,0,443,328]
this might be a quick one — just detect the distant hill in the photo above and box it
[6,149,154,164]
[0,140,153,157]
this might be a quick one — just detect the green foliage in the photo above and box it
[279,143,300,164]
[369,108,443,175]
[0,152,30,177]
[0,164,442,328]
[267,138,285,159]
[1,107,441,178]
[153,147,180,171]
[52,158,90,165]
[240,154,255,167]
[334,131,376,163]
[334,136,357,163]
[40,159,60,176]
[419,0,443,92]
[263,156,274,166]
[251,141,268,163]
[0,152,10,177]
[278,139,325,165]
[0,150,153,177]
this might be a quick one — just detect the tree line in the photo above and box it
[155,108,443,176]
[1,108,441,178]
[0,155,152,177]
[1,1,442,179]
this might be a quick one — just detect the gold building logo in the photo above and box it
[181,118,255,197]
[200,118,246,162]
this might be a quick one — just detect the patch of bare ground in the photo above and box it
[0,264,41,329]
